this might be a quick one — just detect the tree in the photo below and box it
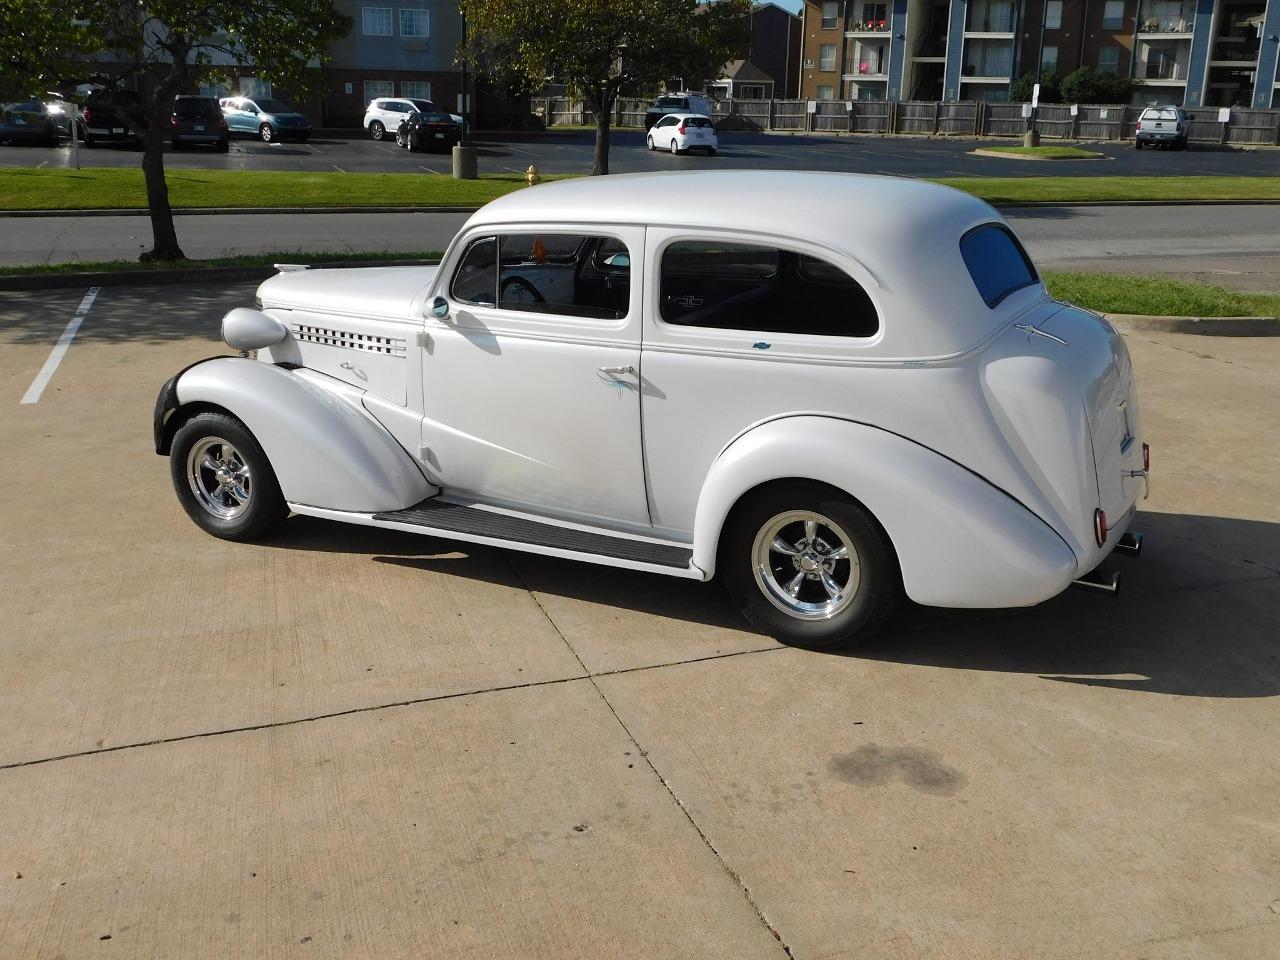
[1059,67,1141,105]
[1009,70,1060,104]
[463,0,751,175]
[1,0,349,261]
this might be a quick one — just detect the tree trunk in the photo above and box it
[139,140,184,261]
[590,91,613,176]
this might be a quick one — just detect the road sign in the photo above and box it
[1031,83,1040,108]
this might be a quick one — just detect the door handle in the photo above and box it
[598,364,635,377]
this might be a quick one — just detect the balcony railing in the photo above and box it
[1212,42,1261,62]
[1137,17,1191,33]
[845,58,888,75]
[847,19,889,32]
[966,9,1015,32]
[1141,59,1188,79]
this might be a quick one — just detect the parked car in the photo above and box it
[171,96,229,151]
[0,100,59,146]
[44,95,77,137]
[365,97,466,141]
[220,96,310,143]
[154,171,1148,649]
[81,89,142,147]
[396,110,461,152]
[644,92,712,130]
[646,113,717,155]
[1134,105,1188,150]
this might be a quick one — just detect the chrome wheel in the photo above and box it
[751,510,860,620]
[187,436,252,520]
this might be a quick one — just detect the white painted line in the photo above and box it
[20,287,99,405]
[331,163,347,173]
[417,165,441,175]
[36,160,49,168]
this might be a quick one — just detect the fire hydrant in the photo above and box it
[525,164,542,186]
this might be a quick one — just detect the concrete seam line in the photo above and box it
[503,555,797,960]
[0,643,783,772]
[19,286,98,405]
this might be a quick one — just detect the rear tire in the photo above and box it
[646,135,655,151]
[169,412,288,542]
[369,120,385,141]
[670,138,680,155]
[1134,140,1144,149]
[720,481,901,649]
[707,147,718,156]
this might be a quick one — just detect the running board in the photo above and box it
[288,500,702,578]
[1072,569,1121,596]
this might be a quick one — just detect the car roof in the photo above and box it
[466,171,1032,360]
[661,112,711,120]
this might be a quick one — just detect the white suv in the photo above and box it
[364,98,465,140]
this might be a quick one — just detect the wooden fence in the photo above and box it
[529,97,1280,144]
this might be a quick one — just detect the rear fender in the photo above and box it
[692,416,1079,608]
[169,358,433,513]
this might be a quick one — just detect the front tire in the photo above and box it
[669,138,680,155]
[259,123,275,143]
[720,481,900,649]
[369,120,385,141]
[170,412,288,542]
[646,135,655,151]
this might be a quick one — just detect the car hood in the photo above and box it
[257,266,438,319]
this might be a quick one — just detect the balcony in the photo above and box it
[844,57,888,77]
[1138,58,1189,80]
[846,19,889,34]
[1211,39,1261,63]
[1136,17,1192,34]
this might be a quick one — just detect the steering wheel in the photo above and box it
[501,275,545,304]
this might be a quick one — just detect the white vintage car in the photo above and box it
[155,171,1148,647]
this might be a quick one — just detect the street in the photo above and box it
[2,280,1278,958]
[6,203,1280,290]
[4,129,1279,177]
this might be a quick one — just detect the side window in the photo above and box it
[497,234,630,320]
[660,240,879,338]
[451,236,497,306]
[959,224,1038,308]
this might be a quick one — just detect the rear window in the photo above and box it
[655,97,686,108]
[1143,107,1180,120]
[173,98,219,118]
[960,224,1039,308]
[255,99,291,113]
[684,116,712,127]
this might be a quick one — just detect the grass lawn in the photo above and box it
[975,145,1104,160]
[3,168,1280,211]
[0,250,440,277]
[0,168,566,210]
[1043,271,1280,317]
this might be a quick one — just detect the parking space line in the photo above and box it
[20,287,99,405]
[417,165,441,175]
[36,160,49,168]
[331,163,347,173]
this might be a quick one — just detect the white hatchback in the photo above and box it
[646,113,718,156]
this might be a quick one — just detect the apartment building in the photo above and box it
[799,0,1280,105]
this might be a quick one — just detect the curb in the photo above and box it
[970,148,1106,161]
[0,205,483,218]
[0,258,439,292]
[1105,312,1279,337]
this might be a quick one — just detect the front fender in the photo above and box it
[691,417,1079,608]
[171,358,432,513]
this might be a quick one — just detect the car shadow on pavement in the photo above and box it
[274,510,1279,696]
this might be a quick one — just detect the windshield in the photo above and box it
[408,99,437,112]
[655,97,686,108]
[3,101,44,114]
[255,99,293,114]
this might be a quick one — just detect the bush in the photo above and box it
[1010,70,1060,103]
[1059,67,1140,104]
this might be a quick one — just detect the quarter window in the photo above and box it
[362,6,392,35]
[959,224,1039,308]
[450,234,632,320]
[659,240,879,338]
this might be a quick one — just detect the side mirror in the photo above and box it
[222,307,288,351]
[431,296,451,321]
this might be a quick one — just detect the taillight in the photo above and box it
[218,117,227,129]
[677,124,686,134]
[1135,122,1141,133]
[82,108,91,123]
[1142,442,1150,472]
[170,116,178,127]
[1094,508,1109,547]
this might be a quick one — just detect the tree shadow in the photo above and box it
[256,510,1278,697]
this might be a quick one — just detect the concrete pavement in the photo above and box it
[5,205,1280,292]
[2,283,1279,958]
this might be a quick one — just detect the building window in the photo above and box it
[240,78,272,99]
[401,81,433,100]
[1101,0,1125,30]
[362,6,392,35]
[819,43,837,70]
[1097,45,1120,72]
[816,84,835,99]
[199,83,229,99]
[821,1,838,28]
[1044,0,1062,29]
[1040,45,1058,72]
[364,79,394,102]
[399,8,429,37]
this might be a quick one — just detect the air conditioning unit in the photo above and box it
[804,58,815,68]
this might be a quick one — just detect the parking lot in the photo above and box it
[4,129,1279,177]
[2,281,1278,958]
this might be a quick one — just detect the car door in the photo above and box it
[420,226,651,529]
[652,115,672,147]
